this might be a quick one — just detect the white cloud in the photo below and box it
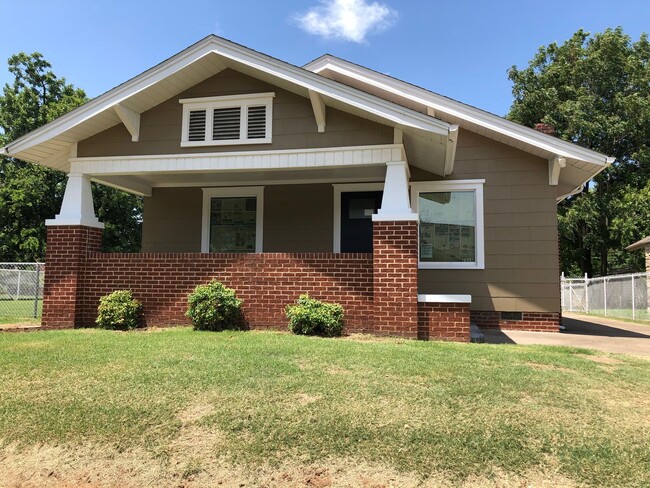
[295,0,397,43]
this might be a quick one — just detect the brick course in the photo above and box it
[470,310,560,332]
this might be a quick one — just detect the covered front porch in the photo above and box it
[41,143,471,340]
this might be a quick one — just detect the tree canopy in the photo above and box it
[508,27,650,276]
[0,53,142,261]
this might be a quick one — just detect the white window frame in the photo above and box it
[180,93,275,147]
[410,179,485,270]
[332,182,384,252]
[201,186,264,253]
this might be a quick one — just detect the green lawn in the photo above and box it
[0,328,649,487]
[0,299,42,321]
[575,309,650,324]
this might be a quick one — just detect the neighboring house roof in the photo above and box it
[625,236,650,252]
[0,35,613,200]
[304,55,615,200]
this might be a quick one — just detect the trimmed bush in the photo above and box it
[186,280,243,331]
[286,294,344,337]
[96,290,142,330]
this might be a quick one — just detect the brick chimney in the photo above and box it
[534,122,555,136]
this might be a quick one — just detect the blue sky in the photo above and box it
[0,0,648,116]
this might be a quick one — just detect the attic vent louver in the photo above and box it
[213,107,241,140]
[247,105,266,139]
[180,93,274,147]
[188,110,207,141]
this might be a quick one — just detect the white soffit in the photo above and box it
[2,36,451,171]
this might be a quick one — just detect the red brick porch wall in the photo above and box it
[418,302,470,342]
[79,251,374,331]
[470,311,560,332]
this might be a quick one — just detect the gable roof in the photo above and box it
[304,54,615,200]
[0,35,451,172]
[0,35,613,200]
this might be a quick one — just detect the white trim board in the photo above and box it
[332,183,384,252]
[70,144,405,176]
[201,186,264,253]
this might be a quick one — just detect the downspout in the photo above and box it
[443,124,459,177]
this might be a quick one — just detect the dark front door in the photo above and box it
[340,191,383,252]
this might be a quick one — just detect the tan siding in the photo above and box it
[141,188,202,252]
[264,184,333,252]
[416,129,560,313]
[142,184,334,253]
[78,69,393,157]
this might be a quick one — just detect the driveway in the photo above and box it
[483,312,650,357]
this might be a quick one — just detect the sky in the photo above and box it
[0,0,648,117]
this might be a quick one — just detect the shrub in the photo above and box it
[286,294,344,337]
[96,290,142,330]
[186,280,243,331]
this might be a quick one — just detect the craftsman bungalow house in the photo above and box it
[1,36,613,340]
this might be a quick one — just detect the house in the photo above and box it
[0,36,614,341]
[626,236,650,274]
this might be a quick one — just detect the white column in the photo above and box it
[372,161,418,221]
[46,173,104,228]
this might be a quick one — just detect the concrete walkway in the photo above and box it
[483,312,650,357]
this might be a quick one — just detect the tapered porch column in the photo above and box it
[372,161,419,337]
[42,174,104,328]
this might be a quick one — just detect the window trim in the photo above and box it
[332,183,384,252]
[201,186,265,253]
[410,179,485,270]
[180,93,275,147]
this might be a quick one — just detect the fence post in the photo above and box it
[33,263,41,319]
[631,275,636,320]
[604,278,607,316]
[16,269,22,299]
[569,281,573,311]
[584,273,589,314]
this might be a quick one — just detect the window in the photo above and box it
[180,93,274,147]
[201,187,264,253]
[410,180,485,269]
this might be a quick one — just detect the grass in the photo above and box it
[0,299,42,322]
[573,309,650,325]
[0,328,649,487]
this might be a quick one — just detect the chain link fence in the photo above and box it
[0,263,44,319]
[561,272,650,322]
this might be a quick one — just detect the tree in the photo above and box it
[0,53,142,261]
[508,27,650,276]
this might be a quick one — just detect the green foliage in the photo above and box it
[285,294,344,337]
[0,52,142,261]
[508,28,650,275]
[186,280,243,331]
[96,290,142,330]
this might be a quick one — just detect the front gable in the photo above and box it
[78,69,394,158]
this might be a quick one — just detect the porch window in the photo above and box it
[410,180,485,269]
[180,93,274,147]
[201,187,264,253]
